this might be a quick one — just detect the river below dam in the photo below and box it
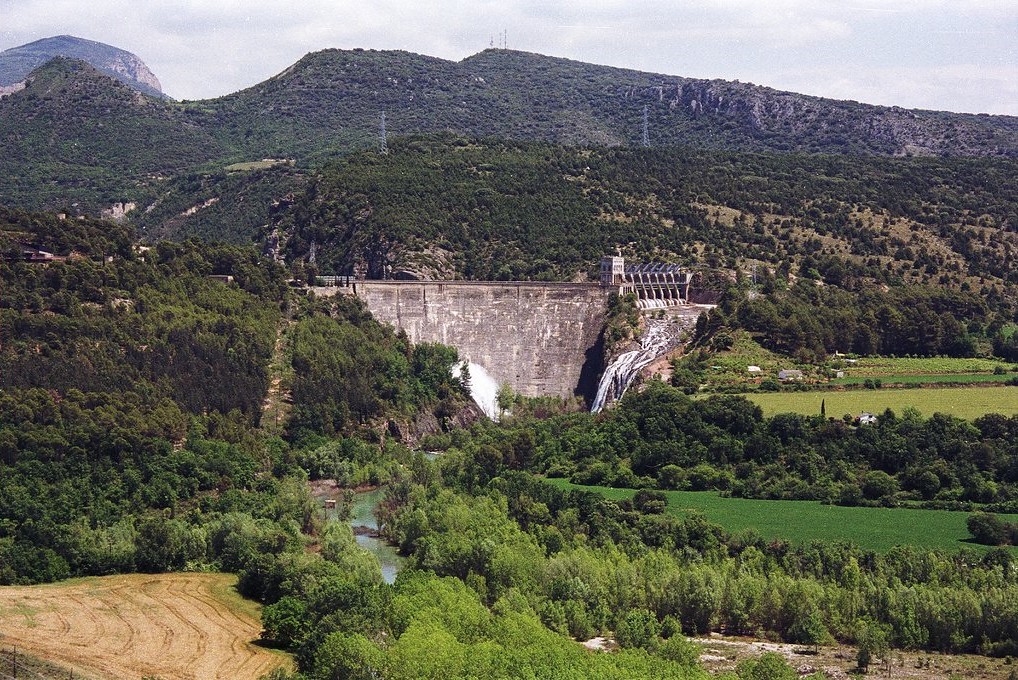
[316,484,405,584]
[349,487,405,584]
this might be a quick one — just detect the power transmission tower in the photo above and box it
[379,111,388,154]
[641,105,650,147]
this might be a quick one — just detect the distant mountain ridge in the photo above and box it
[208,48,1018,159]
[1,42,1018,227]
[0,35,165,98]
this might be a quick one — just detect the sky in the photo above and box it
[1,0,1016,115]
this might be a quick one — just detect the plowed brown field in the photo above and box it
[0,573,290,680]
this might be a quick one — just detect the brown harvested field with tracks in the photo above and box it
[0,572,290,680]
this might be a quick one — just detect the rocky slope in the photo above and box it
[0,35,165,98]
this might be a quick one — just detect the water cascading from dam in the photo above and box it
[638,298,683,310]
[591,316,689,413]
[451,360,502,421]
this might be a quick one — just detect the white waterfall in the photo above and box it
[451,360,501,421]
[591,315,692,413]
[637,298,682,310]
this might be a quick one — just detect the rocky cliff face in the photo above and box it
[0,35,165,98]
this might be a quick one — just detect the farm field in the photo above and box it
[827,356,1017,387]
[743,385,1018,419]
[835,356,1010,377]
[545,479,1018,553]
[0,573,289,680]
[831,372,1006,386]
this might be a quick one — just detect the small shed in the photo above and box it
[747,365,762,374]
[857,412,878,426]
[778,369,804,381]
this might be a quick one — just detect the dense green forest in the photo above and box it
[427,381,1018,512]
[135,162,308,244]
[288,297,467,438]
[0,207,465,586]
[276,138,1016,301]
[696,282,1008,362]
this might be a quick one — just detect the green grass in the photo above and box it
[545,479,1018,553]
[743,386,1018,420]
[836,356,1009,377]
[831,373,1006,386]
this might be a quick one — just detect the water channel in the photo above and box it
[319,486,406,584]
[319,453,442,584]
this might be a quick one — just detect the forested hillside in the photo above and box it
[0,59,223,211]
[276,137,1016,303]
[0,206,466,585]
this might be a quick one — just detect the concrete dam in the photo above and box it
[353,281,610,399]
[312,257,706,403]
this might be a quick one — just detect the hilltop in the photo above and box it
[0,58,223,211]
[211,47,1018,159]
[0,35,165,98]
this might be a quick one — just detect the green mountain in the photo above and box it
[0,35,165,98]
[0,58,223,212]
[1,45,1017,241]
[211,48,1018,159]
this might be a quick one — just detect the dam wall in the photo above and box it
[350,281,611,399]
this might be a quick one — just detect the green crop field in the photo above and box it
[743,386,1018,419]
[544,479,1018,553]
[831,373,1007,386]
[836,356,1009,376]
